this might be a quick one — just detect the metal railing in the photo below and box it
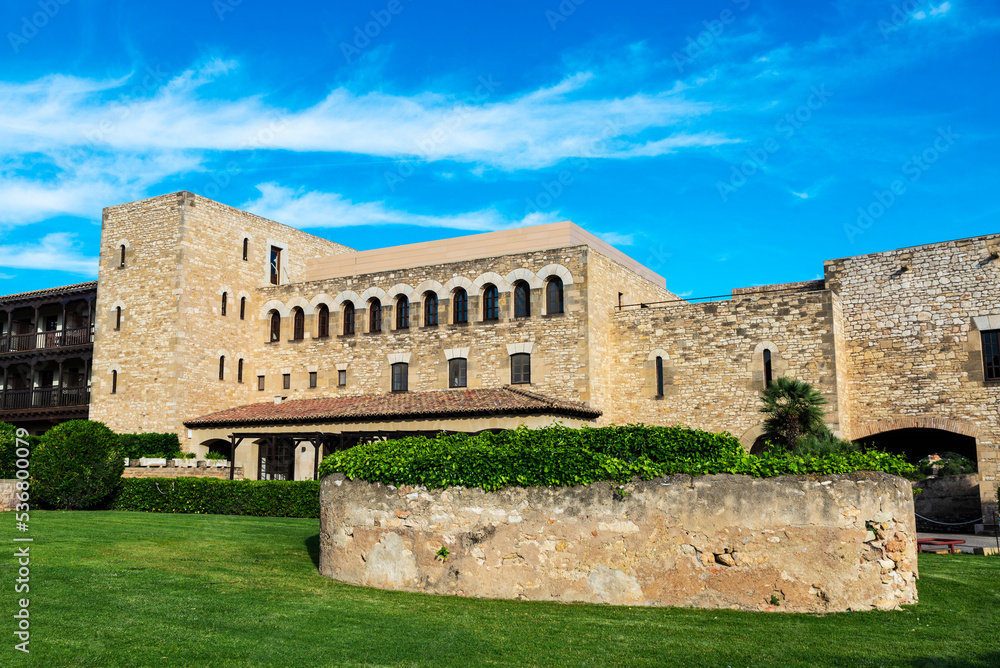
[0,387,91,411]
[615,285,829,311]
[0,326,94,354]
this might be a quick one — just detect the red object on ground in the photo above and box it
[917,538,966,554]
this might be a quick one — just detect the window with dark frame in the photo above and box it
[221,292,228,316]
[338,369,347,387]
[391,363,408,392]
[283,373,290,390]
[655,356,664,397]
[453,289,468,324]
[343,302,355,335]
[111,370,117,394]
[369,299,383,332]
[292,308,305,340]
[396,296,409,329]
[238,359,244,383]
[449,358,467,388]
[258,375,265,391]
[983,330,1000,381]
[119,245,126,268]
[309,371,317,388]
[219,356,225,381]
[269,311,281,342]
[511,353,531,385]
[483,285,499,321]
[547,277,564,314]
[115,306,122,330]
[514,281,530,318]
[424,293,438,326]
[763,349,774,387]
[317,305,329,338]
[243,238,249,261]
[269,246,281,285]
[240,296,246,320]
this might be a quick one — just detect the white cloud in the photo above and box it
[242,183,561,233]
[596,232,636,246]
[0,232,98,276]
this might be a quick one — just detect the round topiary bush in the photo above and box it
[31,420,124,509]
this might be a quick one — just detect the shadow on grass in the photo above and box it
[305,533,320,569]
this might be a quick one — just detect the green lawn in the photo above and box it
[2,512,998,667]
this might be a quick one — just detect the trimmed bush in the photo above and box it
[32,420,124,509]
[119,432,182,460]
[109,479,319,518]
[318,424,914,491]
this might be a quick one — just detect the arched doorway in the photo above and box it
[854,428,978,468]
[200,439,232,460]
[257,437,295,481]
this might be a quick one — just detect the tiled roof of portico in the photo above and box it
[184,387,602,428]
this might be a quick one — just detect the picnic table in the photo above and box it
[917,538,966,554]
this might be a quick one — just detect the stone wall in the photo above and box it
[320,472,918,613]
[0,480,15,511]
[121,463,244,480]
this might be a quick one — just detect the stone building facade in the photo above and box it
[19,191,1000,519]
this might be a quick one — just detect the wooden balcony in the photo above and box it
[0,326,94,356]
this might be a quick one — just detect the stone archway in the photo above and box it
[739,424,766,453]
[852,416,981,442]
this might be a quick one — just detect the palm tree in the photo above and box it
[759,377,827,450]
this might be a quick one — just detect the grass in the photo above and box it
[1,512,998,667]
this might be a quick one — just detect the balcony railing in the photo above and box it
[0,326,93,355]
[1,387,90,411]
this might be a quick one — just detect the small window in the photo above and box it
[369,299,382,333]
[309,371,317,388]
[317,305,330,338]
[115,306,122,331]
[983,331,1000,381]
[483,285,499,321]
[258,375,265,391]
[111,370,118,394]
[424,293,438,326]
[243,238,249,262]
[511,353,531,385]
[119,245,126,268]
[219,356,225,381]
[238,359,244,383]
[343,302,355,335]
[338,369,347,387]
[221,292,228,317]
[396,296,409,330]
[269,311,281,343]
[763,349,774,388]
[391,363,408,392]
[292,308,305,340]
[655,356,664,397]
[514,281,530,318]
[449,358,467,388]
[269,246,281,285]
[453,289,468,324]
[240,297,246,320]
[547,277,564,315]
[283,373,290,390]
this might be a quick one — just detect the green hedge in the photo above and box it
[109,479,320,518]
[318,424,914,491]
[120,433,183,460]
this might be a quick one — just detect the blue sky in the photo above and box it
[1,0,997,298]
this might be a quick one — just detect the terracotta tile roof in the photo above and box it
[0,281,98,303]
[184,387,601,428]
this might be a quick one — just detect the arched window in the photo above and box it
[453,289,468,324]
[483,285,499,321]
[546,277,564,314]
[764,349,773,388]
[240,297,246,320]
[292,308,305,341]
[391,363,408,392]
[343,302,355,335]
[449,358,467,388]
[369,299,383,333]
[514,281,530,318]
[269,310,281,343]
[424,293,439,326]
[655,356,664,397]
[237,359,244,383]
[221,292,228,317]
[511,353,531,385]
[119,245,126,268]
[242,238,249,262]
[317,305,330,338]
[219,356,225,381]
[111,370,118,394]
[115,307,122,331]
[396,296,409,330]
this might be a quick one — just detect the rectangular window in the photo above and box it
[258,375,265,391]
[391,363,408,392]
[270,246,282,285]
[338,369,347,387]
[309,371,317,388]
[449,358,467,388]
[238,359,244,384]
[655,356,664,397]
[283,373,291,390]
[511,354,531,385]
[984,331,1000,380]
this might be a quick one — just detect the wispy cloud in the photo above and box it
[0,232,98,276]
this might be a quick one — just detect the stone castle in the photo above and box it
[1,191,996,518]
